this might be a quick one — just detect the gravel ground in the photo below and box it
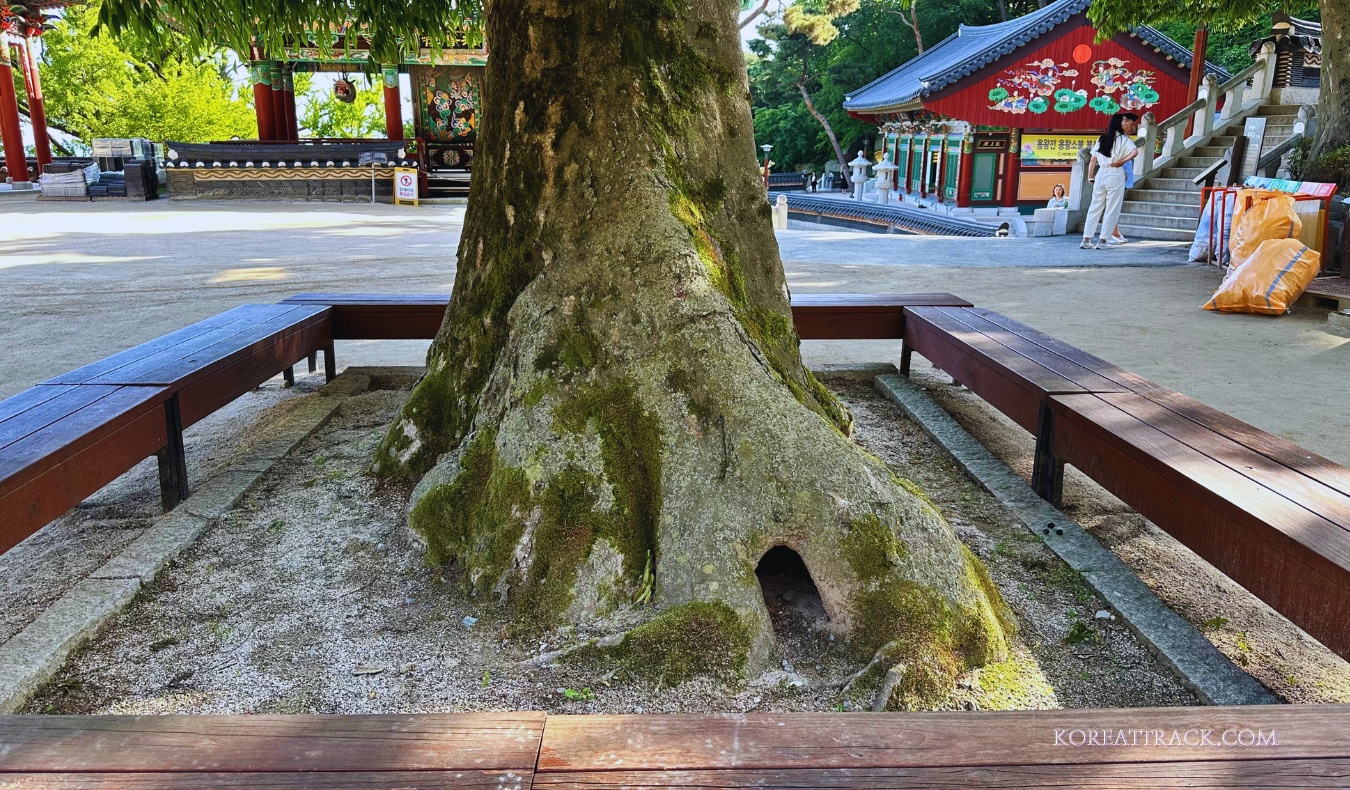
[0,377,318,645]
[23,374,1198,715]
[914,362,1350,703]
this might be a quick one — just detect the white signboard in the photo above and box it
[394,168,418,205]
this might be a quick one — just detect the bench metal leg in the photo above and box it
[283,366,295,388]
[307,352,318,373]
[324,343,337,382]
[1031,400,1064,507]
[900,344,913,376]
[157,393,190,511]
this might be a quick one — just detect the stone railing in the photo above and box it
[1137,43,1278,177]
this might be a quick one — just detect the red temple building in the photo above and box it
[843,0,1225,210]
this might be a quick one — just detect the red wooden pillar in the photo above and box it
[1002,128,1022,207]
[955,136,974,208]
[935,134,949,204]
[269,63,288,141]
[1185,25,1208,137]
[250,56,276,140]
[282,65,299,141]
[18,38,50,171]
[382,66,404,141]
[0,41,30,187]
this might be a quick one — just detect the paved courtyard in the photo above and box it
[2,198,1346,465]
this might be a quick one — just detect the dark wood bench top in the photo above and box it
[44,304,332,429]
[47,304,328,388]
[0,384,172,554]
[1051,391,1350,657]
[903,306,1130,433]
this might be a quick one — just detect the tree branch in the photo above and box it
[740,0,772,29]
[797,66,851,188]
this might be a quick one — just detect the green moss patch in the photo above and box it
[841,514,910,583]
[847,545,1015,710]
[613,601,751,685]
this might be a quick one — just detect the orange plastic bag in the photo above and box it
[1228,193,1302,269]
[1203,238,1321,315]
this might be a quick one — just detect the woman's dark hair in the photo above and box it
[1097,112,1140,157]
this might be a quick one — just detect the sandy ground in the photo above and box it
[0,378,316,644]
[23,377,1195,715]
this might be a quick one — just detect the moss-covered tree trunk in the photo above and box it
[1315,0,1350,155]
[375,0,1013,705]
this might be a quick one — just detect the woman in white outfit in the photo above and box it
[1081,112,1139,249]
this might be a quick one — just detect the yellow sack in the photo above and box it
[1203,238,1321,315]
[1228,193,1302,269]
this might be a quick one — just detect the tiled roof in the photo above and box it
[844,0,1227,115]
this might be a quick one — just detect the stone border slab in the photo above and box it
[0,373,369,713]
[874,373,1278,706]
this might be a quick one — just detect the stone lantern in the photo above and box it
[872,158,899,204]
[848,151,871,200]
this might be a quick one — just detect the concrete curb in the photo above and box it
[874,373,1278,706]
[0,375,363,713]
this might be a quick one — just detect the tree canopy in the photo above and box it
[24,2,255,147]
[97,0,484,63]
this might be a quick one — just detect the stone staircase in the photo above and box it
[1118,104,1305,241]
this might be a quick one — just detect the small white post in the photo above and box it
[773,194,788,230]
[1253,42,1277,104]
[1196,74,1218,139]
[1138,112,1157,175]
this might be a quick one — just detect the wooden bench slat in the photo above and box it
[533,760,1350,788]
[1053,394,1350,571]
[906,308,1098,396]
[537,708,1350,772]
[0,714,546,773]
[965,308,1166,395]
[0,385,123,453]
[0,772,529,789]
[1095,392,1350,537]
[117,308,329,387]
[0,387,170,491]
[929,307,1127,394]
[0,384,83,424]
[1140,388,1350,501]
[45,306,286,386]
[73,306,325,387]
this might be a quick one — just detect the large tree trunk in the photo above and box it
[374,0,1012,705]
[1314,0,1350,156]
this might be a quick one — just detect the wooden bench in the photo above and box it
[282,292,975,341]
[0,304,333,557]
[901,305,1350,658]
[0,385,176,556]
[2,707,1348,787]
[1047,390,1350,657]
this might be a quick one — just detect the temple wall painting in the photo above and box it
[410,65,484,168]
